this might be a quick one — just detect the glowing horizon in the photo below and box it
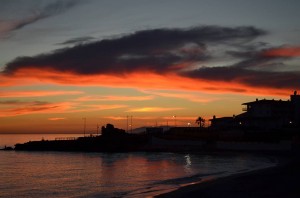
[0,0,299,133]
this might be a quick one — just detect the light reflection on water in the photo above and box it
[0,151,276,198]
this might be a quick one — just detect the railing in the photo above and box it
[55,137,77,141]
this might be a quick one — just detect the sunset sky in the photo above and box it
[1,0,300,133]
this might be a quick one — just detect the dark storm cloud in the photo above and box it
[225,45,291,72]
[57,36,95,45]
[184,64,300,89]
[3,26,265,74]
[183,43,300,89]
[226,50,261,59]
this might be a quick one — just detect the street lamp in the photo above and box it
[173,115,177,126]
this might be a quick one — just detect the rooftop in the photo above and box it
[242,99,289,105]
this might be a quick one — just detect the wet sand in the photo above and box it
[156,156,300,198]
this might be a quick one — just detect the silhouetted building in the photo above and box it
[211,91,300,130]
[210,116,237,130]
[291,91,300,126]
[101,124,125,136]
[239,98,292,129]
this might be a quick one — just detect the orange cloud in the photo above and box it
[0,90,83,98]
[103,116,128,120]
[48,117,66,121]
[104,116,162,120]
[162,116,200,121]
[0,99,127,117]
[127,107,184,112]
[263,46,300,57]
[0,101,74,117]
[0,68,292,97]
[74,95,154,102]
[83,104,127,111]
[140,90,217,103]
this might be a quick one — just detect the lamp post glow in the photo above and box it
[173,115,177,126]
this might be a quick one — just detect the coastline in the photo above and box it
[155,155,300,198]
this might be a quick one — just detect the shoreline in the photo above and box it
[155,155,300,198]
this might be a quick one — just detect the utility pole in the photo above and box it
[82,117,86,137]
[126,115,129,132]
[130,116,133,133]
[173,115,177,126]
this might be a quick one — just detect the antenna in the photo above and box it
[130,115,133,133]
[127,115,129,132]
[82,117,86,137]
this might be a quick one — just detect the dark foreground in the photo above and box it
[156,156,300,198]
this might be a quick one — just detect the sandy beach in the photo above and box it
[156,155,300,198]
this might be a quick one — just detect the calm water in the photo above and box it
[0,135,277,197]
[0,134,84,148]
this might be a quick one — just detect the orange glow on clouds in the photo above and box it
[48,117,66,121]
[104,116,162,120]
[0,68,292,97]
[0,101,127,117]
[140,90,217,103]
[162,116,201,121]
[82,104,127,111]
[263,46,300,57]
[74,95,154,102]
[0,90,83,98]
[0,102,74,117]
[127,107,184,112]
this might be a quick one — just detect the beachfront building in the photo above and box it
[239,98,292,129]
[210,91,300,130]
[210,116,237,130]
[291,91,300,126]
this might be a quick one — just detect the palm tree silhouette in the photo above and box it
[195,116,205,128]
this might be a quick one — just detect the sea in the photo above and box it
[0,134,277,198]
